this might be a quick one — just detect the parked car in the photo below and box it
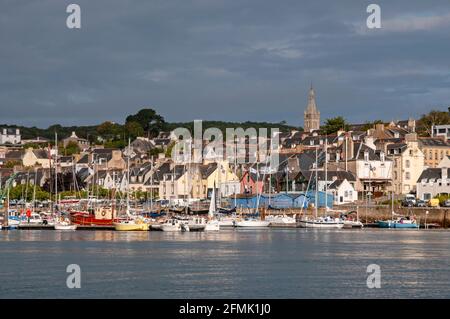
[402,199,415,207]
[416,200,427,207]
[443,199,450,207]
[428,198,440,207]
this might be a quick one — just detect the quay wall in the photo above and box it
[237,205,450,227]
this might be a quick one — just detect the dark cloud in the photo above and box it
[1,0,449,127]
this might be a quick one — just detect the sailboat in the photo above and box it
[113,139,149,231]
[204,185,220,231]
[377,192,418,229]
[298,144,344,229]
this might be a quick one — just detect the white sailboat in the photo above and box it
[299,144,344,229]
[204,186,220,231]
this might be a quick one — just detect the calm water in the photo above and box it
[1,228,449,298]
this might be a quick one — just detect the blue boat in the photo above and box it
[378,217,419,229]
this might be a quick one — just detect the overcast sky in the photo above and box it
[1,0,449,128]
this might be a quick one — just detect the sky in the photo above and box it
[1,0,450,128]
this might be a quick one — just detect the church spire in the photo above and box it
[304,85,320,132]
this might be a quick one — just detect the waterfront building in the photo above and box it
[418,137,450,168]
[386,133,424,195]
[416,166,450,201]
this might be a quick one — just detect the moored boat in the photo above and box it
[234,218,270,228]
[378,217,418,229]
[298,216,344,229]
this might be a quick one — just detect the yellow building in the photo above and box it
[418,137,450,168]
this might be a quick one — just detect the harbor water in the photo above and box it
[1,229,450,298]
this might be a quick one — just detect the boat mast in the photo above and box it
[33,168,37,213]
[325,137,328,213]
[126,138,131,216]
[315,147,318,219]
[55,132,58,213]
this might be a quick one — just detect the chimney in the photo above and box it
[405,133,417,143]
[375,123,384,132]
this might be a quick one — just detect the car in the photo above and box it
[443,199,450,207]
[402,200,415,207]
[416,200,427,207]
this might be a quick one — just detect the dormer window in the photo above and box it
[364,151,369,162]
[380,152,385,162]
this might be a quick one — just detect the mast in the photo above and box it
[54,132,58,213]
[325,137,328,213]
[32,169,37,213]
[126,138,131,216]
[315,147,318,219]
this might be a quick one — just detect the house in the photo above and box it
[131,137,155,154]
[328,136,393,196]
[329,179,358,205]
[386,133,424,195]
[418,137,450,168]
[22,148,52,168]
[62,131,90,150]
[431,124,450,139]
[202,161,240,198]
[0,128,21,145]
[91,149,126,170]
[416,166,450,201]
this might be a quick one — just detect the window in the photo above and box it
[405,172,410,180]
[424,193,431,200]
[405,160,410,168]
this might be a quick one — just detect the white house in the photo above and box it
[0,128,21,145]
[329,179,358,205]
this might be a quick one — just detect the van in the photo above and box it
[428,198,440,207]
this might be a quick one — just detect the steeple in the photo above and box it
[304,85,320,132]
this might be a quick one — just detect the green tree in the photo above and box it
[4,160,21,168]
[61,141,80,156]
[417,110,450,136]
[126,108,166,137]
[96,121,124,140]
[321,116,349,135]
[125,121,144,139]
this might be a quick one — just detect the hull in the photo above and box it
[378,221,418,229]
[298,220,344,229]
[70,212,114,226]
[343,221,364,229]
[113,222,149,231]
[204,220,220,231]
[54,224,77,231]
[161,224,181,232]
[235,220,270,227]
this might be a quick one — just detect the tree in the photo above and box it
[126,108,166,137]
[61,141,80,156]
[96,121,123,140]
[321,116,349,135]
[125,121,144,139]
[417,110,450,136]
[4,160,21,168]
